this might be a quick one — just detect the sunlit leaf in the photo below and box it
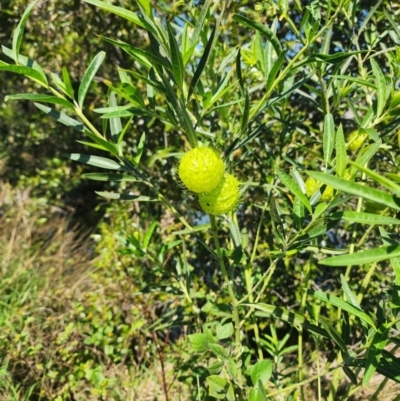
[78,51,106,108]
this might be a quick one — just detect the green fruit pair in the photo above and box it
[178,147,240,215]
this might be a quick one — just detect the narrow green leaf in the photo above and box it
[77,140,109,151]
[2,45,47,84]
[349,160,400,196]
[188,26,216,99]
[83,129,119,156]
[342,366,358,385]
[306,171,400,210]
[255,31,266,75]
[311,51,365,64]
[95,191,153,201]
[34,103,85,131]
[109,92,122,145]
[354,142,380,174]
[320,244,400,269]
[133,133,146,165]
[323,113,335,165]
[0,63,47,85]
[64,153,127,170]
[276,167,312,213]
[167,21,184,89]
[269,195,286,246]
[143,221,157,250]
[233,14,282,55]
[293,196,305,230]
[340,275,361,309]
[101,36,169,70]
[117,116,133,146]
[12,0,40,62]
[329,211,400,225]
[78,51,106,108]
[227,218,242,248]
[370,58,388,118]
[119,68,166,94]
[266,50,286,92]
[360,105,375,128]
[360,127,379,142]
[308,290,376,328]
[137,0,151,17]
[363,324,390,386]
[236,49,244,92]
[319,317,348,353]
[183,42,197,66]
[247,303,330,339]
[335,124,346,178]
[240,92,250,136]
[205,72,235,108]
[82,173,140,182]
[330,75,376,89]
[5,93,73,109]
[51,73,69,96]
[106,83,145,108]
[82,0,147,29]
[62,67,74,98]
[191,0,212,46]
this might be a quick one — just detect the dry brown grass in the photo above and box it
[0,182,190,401]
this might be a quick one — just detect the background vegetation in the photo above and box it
[1,0,400,400]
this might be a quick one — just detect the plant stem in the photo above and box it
[209,216,241,347]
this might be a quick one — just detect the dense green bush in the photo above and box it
[2,0,400,399]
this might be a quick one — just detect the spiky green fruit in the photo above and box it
[305,177,334,201]
[348,131,368,151]
[178,147,224,193]
[199,173,240,215]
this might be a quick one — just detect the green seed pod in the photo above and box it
[178,147,224,193]
[199,173,240,215]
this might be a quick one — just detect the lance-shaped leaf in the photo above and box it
[137,0,151,17]
[306,171,400,210]
[363,323,390,386]
[244,303,330,339]
[2,46,47,85]
[349,160,400,196]
[96,191,155,201]
[191,0,212,46]
[83,0,147,29]
[0,62,47,85]
[323,113,335,165]
[6,93,74,110]
[78,51,106,108]
[233,14,282,55]
[266,49,287,92]
[335,124,346,177]
[62,67,74,98]
[64,153,128,170]
[34,103,85,131]
[370,57,388,118]
[82,173,141,182]
[276,167,312,213]
[12,0,40,62]
[188,26,216,99]
[328,211,400,225]
[308,290,376,329]
[166,21,184,90]
[320,244,400,269]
